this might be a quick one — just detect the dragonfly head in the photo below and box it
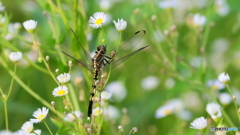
[97,45,107,54]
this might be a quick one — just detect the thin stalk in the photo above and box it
[226,85,240,124]
[44,121,54,135]
[6,64,17,99]
[3,101,8,130]
[0,56,55,113]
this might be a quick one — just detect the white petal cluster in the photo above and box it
[89,12,106,29]
[57,73,71,83]
[219,93,232,105]
[23,20,37,33]
[21,121,33,133]
[101,91,112,100]
[113,18,127,32]
[190,117,207,130]
[92,107,103,116]
[52,85,68,97]
[218,72,230,84]
[64,111,82,122]
[207,80,225,90]
[30,107,49,123]
[193,13,206,26]
[206,102,222,119]
[8,52,22,63]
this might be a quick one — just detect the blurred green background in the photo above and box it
[1,0,240,134]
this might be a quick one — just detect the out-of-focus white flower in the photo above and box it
[30,107,49,123]
[113,18,127,32]
[158,0,179,9]
[176,110,192,121]
[190,117,207,131]
[56,73,71,83]
[219,93,232,105]
[52,85,68,97]
[101,91,112,100]
[21,121,34,133]
[190,57,206,68]
[0,2,5,12]
[165,78,175,89]
[89,12,106,29]
[193,13,206,26]
[8,52,22,63]
[92,107,103,116]
[218,72,230,84]
[14,22,21,30]
[215,0,229,16]
[207,80,225,90]
[0,17,5,25]
[141,76,160,91]
[23,20,37,33]
[106,81,127,102]
[0,130,13,135]
[206,102,222,121]
[104,105,120,120]
[155,104,174,118]
[64,111,82,122]
[100,0,112,10]
[155,98,184,119]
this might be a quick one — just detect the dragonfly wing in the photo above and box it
[111,30,146,59]
[62,51,93,73]
[106,45,149,68]
[70,29,92,62]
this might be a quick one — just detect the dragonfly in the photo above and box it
[62,29,149,120]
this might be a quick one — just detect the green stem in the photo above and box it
[226,85,240,124]
[0,56,55,113]
[44,121,54,135]
[101,27,108,46]
[3,101,8,130]
[6,64,17,99]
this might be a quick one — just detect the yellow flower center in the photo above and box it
[26,127,33,133]
[211,85,219,90]
[163,109,171,115]
[37,114,45,120]
[57,90,66,95]
[95,18,103,25]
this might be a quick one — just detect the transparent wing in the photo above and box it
[109,45,149,68]
[61,51,93,73]
[110,30,146,60]
[70,29,92,62]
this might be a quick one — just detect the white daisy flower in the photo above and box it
[193,13,206,26]
[30,107,49,123]
[8,52,22,63]
[0,130,13,135]
[22,20,37,33]
[219,93,232,105]
[89,12,106,29]
[207,80,225,90]
[206,102,222,120]
[52,85,68,97]
[141,76,160,91]
[218,72,230,84]
[64,111,82,122]
[21,121,34,133]
[155,104,174,118]
[113,18,127,32]
[101,91,112,100]
[92,107,103,116]
[190,117,207,131]
[56,73,71,83]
